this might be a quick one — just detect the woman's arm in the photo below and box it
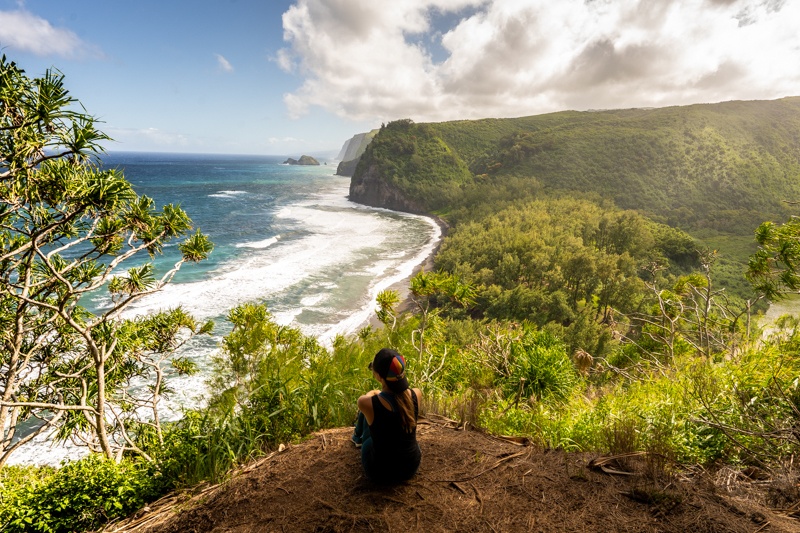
[357,390,379,425]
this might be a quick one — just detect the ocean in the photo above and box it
[11,152,440,466]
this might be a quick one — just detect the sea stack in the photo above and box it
[283,155,320,165]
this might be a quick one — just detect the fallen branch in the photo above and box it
[450,481,468,494]
[587,452,652,476]
[471,482,484,514]
[435,451,527,482]
[753,521,771,533]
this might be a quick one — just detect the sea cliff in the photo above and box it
[348,162,427,213]
[335,130,377,177]
[345,119,472,214]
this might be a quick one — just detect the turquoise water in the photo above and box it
[97,152,439,340]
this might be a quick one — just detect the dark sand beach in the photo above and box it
[367,215,448,328]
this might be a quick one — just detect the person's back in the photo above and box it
[353,349,423,484]
[366,390,420,482]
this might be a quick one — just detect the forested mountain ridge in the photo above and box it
[351,97,800,234]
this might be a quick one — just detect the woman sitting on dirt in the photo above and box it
[352,348,422,483]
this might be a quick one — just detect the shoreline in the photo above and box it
[366,215,449,329]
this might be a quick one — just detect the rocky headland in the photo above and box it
[348,162,426,213]
[335,130,377,177]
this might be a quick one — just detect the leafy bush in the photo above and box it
[0,455,160,533]
[504,328,579,403]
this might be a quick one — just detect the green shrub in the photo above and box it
[0,455,159,533]
[504,327,579,403]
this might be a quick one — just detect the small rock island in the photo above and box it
[283,155,320,165]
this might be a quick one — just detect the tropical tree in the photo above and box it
[0,56,213,467]
[748,216,800,300]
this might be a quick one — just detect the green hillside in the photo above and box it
[351,119,473,212]
[355,98,800,233]
[350,99,800,300]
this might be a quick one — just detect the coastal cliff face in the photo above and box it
[348,162,426,214]
[335,130,377,177]
[335,158,358,177]
[345,119,473,214]
[337,133,368,161]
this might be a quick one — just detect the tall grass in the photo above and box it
[149,304,376,486]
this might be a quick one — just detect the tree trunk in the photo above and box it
[94,357,114,459]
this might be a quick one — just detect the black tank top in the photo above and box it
[367,390,420,481]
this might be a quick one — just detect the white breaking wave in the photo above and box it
[209,190,248,199]
[122,199,398,322]
[7,430,89,467]
[121,180,440,339]
[315,211,440,345]
[300,294,326,306]
[235,235,280,249]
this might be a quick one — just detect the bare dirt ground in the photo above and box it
[104,415,800,533]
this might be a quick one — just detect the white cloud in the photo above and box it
[0,9,99,58]
[215,53,234,73]
[273,48,295,72]
[279,0,800,123]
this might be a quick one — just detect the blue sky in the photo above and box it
[2,1,800,156]
[0,0,368,155]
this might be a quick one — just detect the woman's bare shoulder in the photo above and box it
[358,390,380,407]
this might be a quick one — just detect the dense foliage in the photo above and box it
[435,198,698,354]
[0,456,161,533]
[431,100,800,233]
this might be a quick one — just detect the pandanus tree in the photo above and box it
[0,56,213,467]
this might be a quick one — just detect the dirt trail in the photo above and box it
[104,416,800,532]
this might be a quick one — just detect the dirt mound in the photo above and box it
[105,416,800,532]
